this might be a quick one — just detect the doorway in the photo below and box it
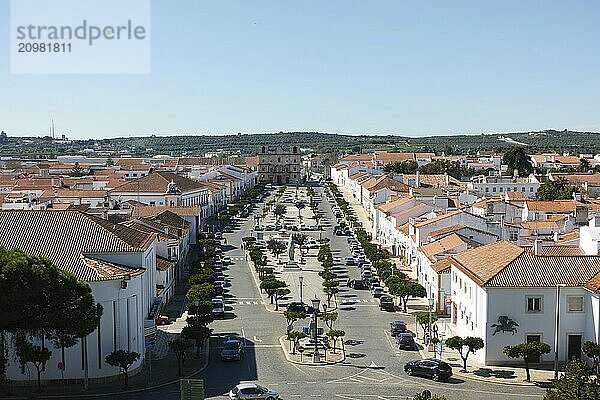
[567,334,582,360]
[526,334,542,363]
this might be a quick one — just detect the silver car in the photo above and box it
[229,383,279,400]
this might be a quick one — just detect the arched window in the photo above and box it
[262,146,266,153]
[293,146,298,154]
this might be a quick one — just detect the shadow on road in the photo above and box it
[201,334,260,398]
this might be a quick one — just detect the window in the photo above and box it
[567,296,584,312]
[492,187,497,192]
[485,187,489,192]
[530,187,534,192]
[527,296,543,313]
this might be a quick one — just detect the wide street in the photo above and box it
[88,185,546,400]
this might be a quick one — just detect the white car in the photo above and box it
[229,383,280,399]
[222,255,232,265]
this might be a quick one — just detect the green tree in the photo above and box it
[536,179,577,201]
[416,313,438,342]
[105,350,141,389]
[0,247,103,388]
[186,283,215,303]
[273,203,287,222]
[267,238,287,260]
[545,358,600,400]
[168,338,192,376]
[295,200,306,218]
[503,341,551,382]
[15,339,51,392]
[287,330,307,354]
[580,158,591,172]
[582,341,600,375]
[274,287,291,311]
[182,324,213,358]
[383,160,419,174]
[388,280,427,312]
[502,146,533,177]
[260,278,287,307]
[284,310,307,330]
[326,329,346,354]
[444,336,484,372]
[320,312,338,331]
[188,269,216,285]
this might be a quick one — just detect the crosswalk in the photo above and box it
[339,299,379,304]
[225,298,379,306]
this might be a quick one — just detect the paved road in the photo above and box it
[88,185,546,400]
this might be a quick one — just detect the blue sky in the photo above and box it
[1,0,599,139]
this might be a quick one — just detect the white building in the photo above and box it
[0,210,159,383]
[448,227,600,367]
[109,171,211,220]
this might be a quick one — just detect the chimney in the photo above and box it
[534,239,543,256]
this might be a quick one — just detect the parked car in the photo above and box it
[214,282,224,296]
[254,225,264,231]
[221,338,244,361]
[228,383,280,399]
[390,320,407,336]
[372,286,384,298]
[404,359,453,381]
[155,315,171,325]
[361,270,372,280]
[345,257,355,266]
[211,298,225,317]
[222,255,232,265]
[379,295,395,311]
[396,333,417,350]
[349,279,369,290]
[286,302,314,314]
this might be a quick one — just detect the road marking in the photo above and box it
[383,330,396,353]
[241,327,246,346]
[253,335,263,343]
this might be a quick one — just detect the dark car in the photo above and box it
[379,295,395,311]
[404,358,453,381]
[396,332,416,350]
[390,320,407,336]
[350,279,369,290]
[286,302,314,314]
[220,339,244,361]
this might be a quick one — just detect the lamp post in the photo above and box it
[554,284,566,380]
[312,296,321,363]
[299,276,304,305]
[428,296,435,347]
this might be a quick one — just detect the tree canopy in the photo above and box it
[536,178,577,201]
[502,146,533,177]
[0,246,102,387]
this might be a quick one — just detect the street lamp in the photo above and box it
[554,284,566,380]
[311,296,321,363]
[299,276,304,305]
[428,296,435,346]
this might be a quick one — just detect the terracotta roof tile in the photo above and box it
[420,234,466,260]
[450,241,524,286]
[0,210,154,281]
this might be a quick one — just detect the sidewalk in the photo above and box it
[337,184,373,232]
[403,299,555,387]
